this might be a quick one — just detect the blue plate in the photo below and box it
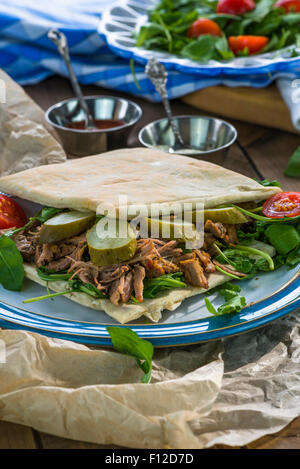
[99,0,300,77]
[0,266,299,347]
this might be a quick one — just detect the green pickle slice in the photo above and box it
[191,207,249,225]
[39,210,95,244]
[87,220,137,266]
[145,218,198,242]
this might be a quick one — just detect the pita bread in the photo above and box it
[1,148,281,323]
[0,148,281,214]
[24,264,229,324]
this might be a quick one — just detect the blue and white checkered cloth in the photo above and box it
[0,0,300,110]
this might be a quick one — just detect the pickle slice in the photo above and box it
[191,207,249,225]
[145,218,198,242]
[87,221,137,266]
[39,211,95,244]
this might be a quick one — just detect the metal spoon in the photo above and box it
[48,29,94,129]
[145,58,197,154]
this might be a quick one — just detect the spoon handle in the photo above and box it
[48,29,94,128]
[145,58,184,146]
[160,91,184,146]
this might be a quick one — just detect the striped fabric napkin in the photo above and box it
[0,0,299,129]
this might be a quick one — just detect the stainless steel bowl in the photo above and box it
[45,95,142,157]
[138,115,237,165]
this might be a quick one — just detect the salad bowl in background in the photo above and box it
[99,0,300,76]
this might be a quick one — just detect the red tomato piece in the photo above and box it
[0,195,28,229]
[228,35,269,55]
[262,192,300,218]
[274,0,300,12]
[217,0,256,15]
[187,18,223,38]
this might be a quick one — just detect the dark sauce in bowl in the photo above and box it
[67,119,126,131]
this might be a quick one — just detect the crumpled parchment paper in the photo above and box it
[0,69,66,176]
[0,310,300,449]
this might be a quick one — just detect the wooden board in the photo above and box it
[181,84,298,134]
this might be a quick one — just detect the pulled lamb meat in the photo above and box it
[203,221,238,255]
[14,218,243,305]
[179,258,209,289]
[109,274,126,306]
[204,219,227,239]
[194,249,216,273]
[33,233,88,272]
[133,265,145,303]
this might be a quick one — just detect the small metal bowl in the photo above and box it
[45,95,142,157]
[138,115,237,165]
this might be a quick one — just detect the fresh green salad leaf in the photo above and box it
[265,224,300,255]
[106,327,154,384]
[256,178,281,187]
[143,272,186,299]
[0,235,24,291]
[236,216,300,271]
[35,206,64,224]
[181,34,219,61]
[244,0,276,22]
[214,240,275,277]
[205,282,246,316]
[284,146,300,178]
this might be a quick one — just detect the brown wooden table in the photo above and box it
[0,76,299,449]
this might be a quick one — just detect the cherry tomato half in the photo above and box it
[187,18,223,38]
[228,35,269,55]
[262,192,300,218]
[0,195,28,229]
[274,0,300,12]
[217,0,255,15]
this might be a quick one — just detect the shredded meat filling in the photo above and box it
[14,218,245,304]
[179,258,209,289]
[133,265,145,303]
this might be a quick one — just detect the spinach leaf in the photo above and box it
[285,247,300,269]
[217,294,247,315]
[256,178,281,187]
[265,224,300,255]
[135,23,166,47]
[244,0,276,22]
[35,206,63,223]
[284,146,300,178]
[281,13,300,25]
[143,272,186,299]
[181,35,219,61]
[0,235,24,291]
[205,286,246,316]
[215,36,235,60]
[247,9,282,35]
[106,327,154,384]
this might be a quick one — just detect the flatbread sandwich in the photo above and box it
[0,147,289,324]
